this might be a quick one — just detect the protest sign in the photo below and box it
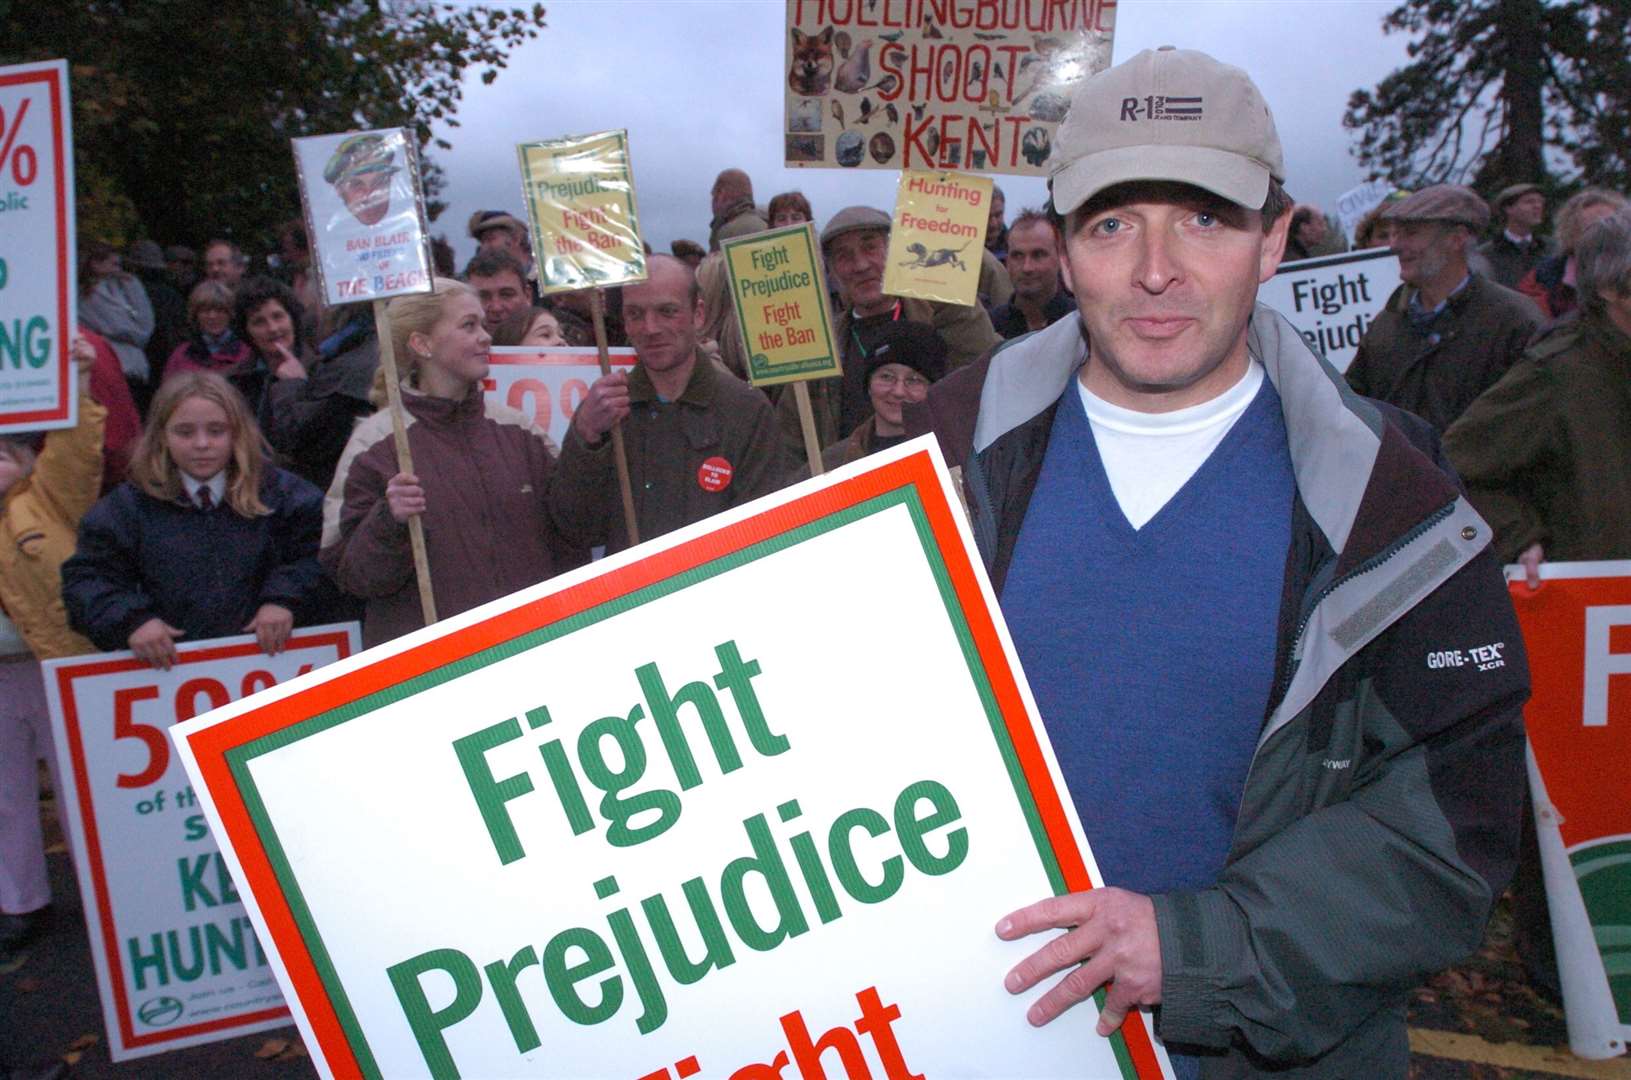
[722,222,839,387]
[1334,178,1394,245]
[882,169,991,306]
[44,624,361,1061]
[174,441,1170,1080]
[1260,248,1399,374]
[1506,561,1631,1059]
[518,130,647,294]
[0,59,75,434]
[482,345,637,450]
[292,129,435,306]
[783,0,1114,174]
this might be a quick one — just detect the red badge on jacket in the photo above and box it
[697,456,733,493]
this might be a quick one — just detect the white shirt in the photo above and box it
[181,471,227,509]
[1077,361,1264,530]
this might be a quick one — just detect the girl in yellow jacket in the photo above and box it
[0,337,104,959]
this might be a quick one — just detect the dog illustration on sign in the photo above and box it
[899,240,973,271]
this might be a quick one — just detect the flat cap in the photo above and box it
[821,206,891,251]
[1493,182,1543,211]
[1382,184,1490,231]
[468,209,527,239]
[126,240,165,270]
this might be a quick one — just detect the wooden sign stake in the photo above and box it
[371,298,438,625]
[590,288,640,546]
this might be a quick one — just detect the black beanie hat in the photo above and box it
[863,320,949,387]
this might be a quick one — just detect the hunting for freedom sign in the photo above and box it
[172,441,1169,1080]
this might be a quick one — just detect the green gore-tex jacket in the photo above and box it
[906,307,1530,1077]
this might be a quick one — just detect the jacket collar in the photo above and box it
[399,381,485,425]
[627,348,716,407]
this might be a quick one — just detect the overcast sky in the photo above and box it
[433,0,1410,266]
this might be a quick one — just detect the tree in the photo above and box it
[0,1,547,252]
[1344,0,1630,196]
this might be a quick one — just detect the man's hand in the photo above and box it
[1519,542,1544,590]
[272,343,306,380]
[385,472,425,523]
[128,617,185,671]
[996,887,1162,1035]
[244,603,294,655]
[572,371,631,444]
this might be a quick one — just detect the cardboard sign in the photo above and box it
[44,625,361,1060]
[173,441,1169,1080]
[783,0,1114,174]
[1334,178,1394,246]
[0,59,76,434]
[721,222,841,387]
[518,130,647,295]
[292,129,435,305]
[482,345,637,449]
[1260,249,1400,374]
[1507,561,1631,1057]
[883,169,991,306]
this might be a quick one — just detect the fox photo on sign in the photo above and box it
[173,442,1169,1080]
[293,128,434,305]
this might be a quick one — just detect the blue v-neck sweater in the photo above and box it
[1003,378,1295,898]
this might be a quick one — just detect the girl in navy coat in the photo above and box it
[63,371,325,669]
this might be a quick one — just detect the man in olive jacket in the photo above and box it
[908,47,1527,1078]
[553,255,785,553]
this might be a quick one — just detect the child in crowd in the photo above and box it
[1,338,105,959]
[323,279,581,646]
[62,372,326,670]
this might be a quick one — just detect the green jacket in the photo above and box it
[1444,311,1631,562]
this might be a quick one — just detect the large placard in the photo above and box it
[0,59,76,434]
[1260,248,1400,374]
[518,130,647,295]
[783,0,1115,174]
[1507,561,1631,1059]
[482,345,637,449]
[292,129,435,305]
[174,442,1169,1080]
[721,222,841,387]
[44,625,361,1060]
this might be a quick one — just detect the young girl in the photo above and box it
[323,279,580,646]
[1,337,104,957]
[62,371,326,670]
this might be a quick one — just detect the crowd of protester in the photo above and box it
[5,139,1631,1077]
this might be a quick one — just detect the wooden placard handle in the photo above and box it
[371,299,438,626]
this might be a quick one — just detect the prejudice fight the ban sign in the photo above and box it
[172,441,1169,1080]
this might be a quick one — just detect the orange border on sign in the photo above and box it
[183,451,1162,1079]
[53,628,354,1052]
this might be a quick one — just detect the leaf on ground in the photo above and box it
[67,1034,99,1051]
[256,1038,291,1059]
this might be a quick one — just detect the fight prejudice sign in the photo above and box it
[482,345,637,449]
[783,0,1114,174]
[1260,248,1400,375]
[1506,561,1631,1059]
[721,222,841,387]
[292,129,435,306]
[518,130,647,295]
[0,59,75,434]
[44,625,360,1060]
[883,169,991,307]
[173,441,1170,1080]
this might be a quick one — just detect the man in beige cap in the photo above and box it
[908,47,1526,1078]
[1347,184,1540,432]
[1478,182,1554,287]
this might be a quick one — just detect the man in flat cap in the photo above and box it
[1348,184,1540,432]
[324,133,398,227]
[1478,183,1555,288]
[468,210,537,301]
[907,47,1526,1077]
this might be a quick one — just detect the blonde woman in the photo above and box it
[62,371,325,669]
[322,279,580,646]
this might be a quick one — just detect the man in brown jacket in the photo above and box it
[1346,185,1540,432]
[554,255,785,553]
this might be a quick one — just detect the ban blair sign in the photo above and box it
[172,441,1169,1079]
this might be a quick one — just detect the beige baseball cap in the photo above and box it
[1050,46,1285,215]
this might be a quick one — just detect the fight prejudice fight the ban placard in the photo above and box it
[172,440,1171,1080]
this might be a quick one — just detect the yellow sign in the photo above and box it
[882,170,991,307]
[722,222,841,387]
[517,130,646,294]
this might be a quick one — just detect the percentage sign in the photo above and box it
[0,99,39,187]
